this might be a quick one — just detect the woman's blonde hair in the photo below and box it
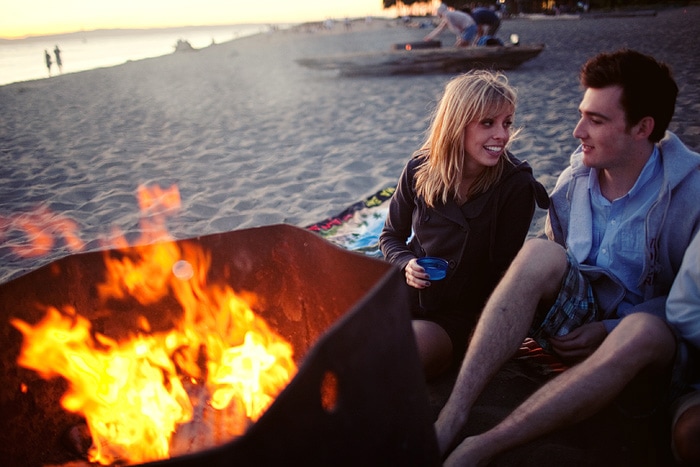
[414,70,518,207]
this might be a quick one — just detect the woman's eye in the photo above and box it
[481,120,493,127]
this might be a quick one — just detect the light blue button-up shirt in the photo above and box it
[587,146,663,313]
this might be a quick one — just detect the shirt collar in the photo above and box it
[588,146,661,200]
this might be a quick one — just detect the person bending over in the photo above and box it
[424,3,478,47]
[462,6,501,45]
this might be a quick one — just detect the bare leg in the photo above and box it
[412,320,453,380]
[444,312,676,467]
[672,395,700,463]
[434,239,568,455]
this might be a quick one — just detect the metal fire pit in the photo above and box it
[0,224,439,466]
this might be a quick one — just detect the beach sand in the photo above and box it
[1,6,700,465]
[1,7,700,284]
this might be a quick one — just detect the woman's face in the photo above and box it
[462,110,513,174]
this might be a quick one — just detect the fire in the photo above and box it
[12,307,193,463]
[10,185,298,465]
[3,205,85,258]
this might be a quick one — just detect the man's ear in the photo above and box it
[633,116,655,140]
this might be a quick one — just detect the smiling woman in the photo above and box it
[1,0,392,38]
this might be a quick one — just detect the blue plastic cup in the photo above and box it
[416,257,448,312]
[416,257,448,281]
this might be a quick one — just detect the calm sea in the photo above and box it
[0,24,288,86]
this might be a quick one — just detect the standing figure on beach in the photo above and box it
[667,231,700,464]
[380,70,549,380]
[44,49,52,76]
[434,49,700,465]
[424,3,477,47]
[53,45,63,74]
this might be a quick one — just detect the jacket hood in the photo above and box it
[503,153,550,210]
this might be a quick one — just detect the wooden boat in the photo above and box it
[296,43,545,76]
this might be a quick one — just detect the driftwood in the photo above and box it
[296,44,545,76]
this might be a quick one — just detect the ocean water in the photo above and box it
[0,24,286,86]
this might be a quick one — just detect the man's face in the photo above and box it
[572,86,634,170]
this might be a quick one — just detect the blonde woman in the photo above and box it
[380,70,549,379]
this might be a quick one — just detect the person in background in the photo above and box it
[44,49,52,76]
[424,3,477,47]
[434,49,700,465]
[54,45,63,74]
[380,70,549,380]
[461,6,502,45]
[667,231,700,464]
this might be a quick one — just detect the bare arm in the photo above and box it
[424,20,447,41]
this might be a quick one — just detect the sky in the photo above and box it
[1,0,402,39]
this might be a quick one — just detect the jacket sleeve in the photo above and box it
[380,161,419,270]
[666,231,700,350]
[489,171,542,276]
[544,166,572,245]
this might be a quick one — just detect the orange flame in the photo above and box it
[4,205,85,258]
[12,307,193,463]
[11,185,297,465]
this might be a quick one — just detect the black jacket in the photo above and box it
[380,152,549,336]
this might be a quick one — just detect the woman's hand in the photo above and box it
[405,258,431,289]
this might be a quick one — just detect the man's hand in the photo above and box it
[549,322,607,360]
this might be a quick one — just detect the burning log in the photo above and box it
[63,423,91,458]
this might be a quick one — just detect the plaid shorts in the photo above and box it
[529,251,601,352]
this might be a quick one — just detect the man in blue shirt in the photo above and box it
[434,49,700,465]
[464,6,501,44]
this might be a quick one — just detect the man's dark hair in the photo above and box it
[580,49,678,142]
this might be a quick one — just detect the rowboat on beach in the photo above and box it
[296,42,545,76]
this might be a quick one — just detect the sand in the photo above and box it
[1,6,699,284]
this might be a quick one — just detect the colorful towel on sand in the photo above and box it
[306,186,395,258]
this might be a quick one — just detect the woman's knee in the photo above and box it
[412,320,453,379]
[673,403,700,464]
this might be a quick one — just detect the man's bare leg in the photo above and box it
[434,239,568,455]
[444,312,676,467]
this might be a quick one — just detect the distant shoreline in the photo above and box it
[0,23,286,86]
[0,23,295,42]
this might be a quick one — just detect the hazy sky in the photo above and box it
[2,0,400,39]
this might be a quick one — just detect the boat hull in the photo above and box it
[297,44,545,76]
